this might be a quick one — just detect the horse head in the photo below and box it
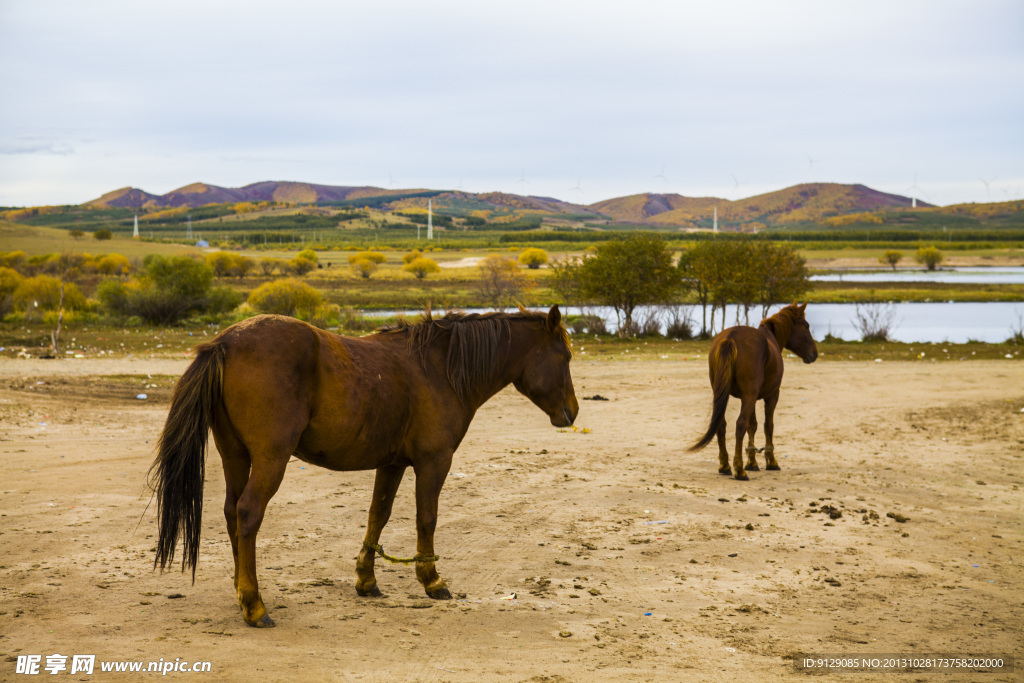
[513,305,579,427]
[784,302,818,364]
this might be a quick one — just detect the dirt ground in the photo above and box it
[1,353,1021,682]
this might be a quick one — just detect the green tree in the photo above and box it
[517,247,549,269]
[248,278,322,317]
[98,255,234,325]
[752,241,810,320]
[576,233,681,337]
[880,250,902,271]
[915,246,943,271]
[402,256,441,280]
[93,228,113,241]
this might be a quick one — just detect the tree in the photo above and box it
[752,241,810,320]
[0,267,25,316]
[477,255,532,310]
[93,228,113,241]
[205,252,235,278]
[258,257,280,276]
[349,251,386,265]
[248,278,322,317]
[13,275,87,311]
[69,229,84,241]
[517,248,549,269]
[915,246,943,271]
[880,250,902,271]
[576,233,681,337]
[402,256,441,280]
[297,249,318,263]
[402,249,423,264]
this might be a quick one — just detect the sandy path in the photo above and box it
[1,357,1021,681]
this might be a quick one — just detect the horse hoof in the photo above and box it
[356,585,382,598]
[247,613,276,628]
[427,586,452,600]
[718,468,732,476]
[746,464,760,471]
[735,472,749,481]
[766,464,781,471]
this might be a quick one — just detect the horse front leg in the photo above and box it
[413,454,453,600]
[234,453,288,628]
[356,464,406,597]
[763,392,781,470]
[733,396,756,481]
[745,408,760,471]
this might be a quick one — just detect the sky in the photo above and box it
[1,0,1022,208]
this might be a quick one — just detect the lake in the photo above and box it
[811,266,1024,284]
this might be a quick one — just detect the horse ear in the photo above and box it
[546,305,562,331]
[798,302,807,313]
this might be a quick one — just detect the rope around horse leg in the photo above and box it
[364,541,439,565]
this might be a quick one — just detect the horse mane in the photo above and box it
[379,308,568,403]
[760,304,806,348]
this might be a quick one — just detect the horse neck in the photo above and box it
[439,317,535,409]
[761,316,792,350]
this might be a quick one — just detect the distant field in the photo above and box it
[0,220,197,258]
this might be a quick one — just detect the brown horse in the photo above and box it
[151,306,577,627]
[689,303,818,480]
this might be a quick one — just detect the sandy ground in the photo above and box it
[1,354,1021,682]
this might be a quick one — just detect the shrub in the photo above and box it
[96,253,131,276]
[206,252,235,277]
[93,228,113,241]
[1,251,28,271]
[853,302,897,342]
[13,275,87,311]
[258,257,280,275]
[247,278,322,317]
[915,246,943,271]
[477,255,532,310]
[348,251,386,265]
[290,256,316,275]
[402,257,441,280]
[880,250,902,271]
[350,257,379,279]
[0,267,25,317]
[297,249,318,263]
[402,249,423,264]
[518,247,549,269]
[98,255,218,325]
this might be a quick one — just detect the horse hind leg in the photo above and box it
[745,410,760,471]
[234,450,289,628]
[212,422,251,597]
[356,464,406,597]
[716,418,731,476]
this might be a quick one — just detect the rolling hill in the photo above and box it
[84,180,1012,231]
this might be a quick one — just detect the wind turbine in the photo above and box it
[653,165,668,186]
[516,169,529,192]
[978,175,997,201]
[570,176,584,198]
[906,173,923,208]
[386,171,395,188]
[807,155,821,181]
[730,172,747,200]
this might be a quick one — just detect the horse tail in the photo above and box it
[689,338,737,451]
[150,340,226,582]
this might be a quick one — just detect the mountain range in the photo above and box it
[85,181,937,228]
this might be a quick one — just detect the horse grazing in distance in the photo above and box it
[151,307,578,627]
[689,303,818,480]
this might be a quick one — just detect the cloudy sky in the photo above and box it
[1,0,1021,208]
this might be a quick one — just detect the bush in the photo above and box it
[13,275,87,311]
[402,249,423,264]
[0,267,25,317]
[290,256,316,275]
[915,246,943,271]
[258,257,280,275]
[853,302,897,342]
[402,257,441,280]
[98,255,219,325]
[297,249,318,263]
[349,251,387,265]
[880,250,902,271]
[247,278,322,317]
[93,228,113,241]
[96,253,131,276]
[517,247,549,269]
[350,257,379,279]
[1,251,28,271]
